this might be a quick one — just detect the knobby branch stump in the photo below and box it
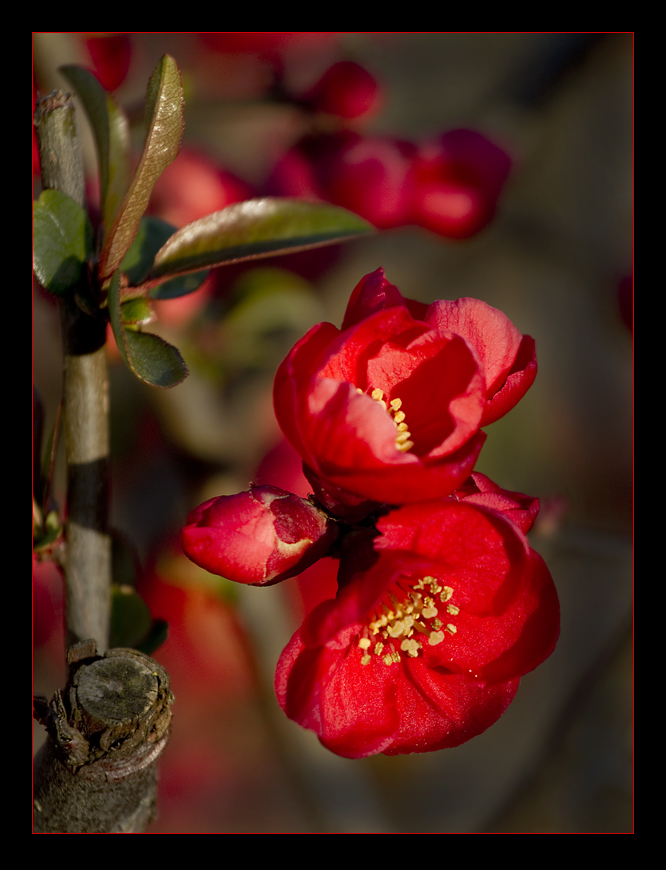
[33,643,173,833]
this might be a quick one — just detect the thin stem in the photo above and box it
[35,91,111,652]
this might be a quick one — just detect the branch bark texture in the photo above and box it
[33,645,173,832]
[35,90,111,651]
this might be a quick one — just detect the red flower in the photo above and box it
[304,61,383,121]
[268,132,416,230]
[275,492,559,758]
[84,34,132,92]
[267,128,510,239]
[313,133,415,230]
[181,485,338,586]
[410,129,512,239]
[273,268,536,510]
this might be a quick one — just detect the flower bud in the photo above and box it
[84,34,132,92]
[268,133,416,230]
[306,61,382,121]
[181,485,338,586]
[411,129,512,239]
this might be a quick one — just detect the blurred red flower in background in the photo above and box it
[84,34,132,92]
[149,148,255,229]
[268,132,417,231]
[303,60,383,121]
[410,129,512,239]
[267,127,510,239]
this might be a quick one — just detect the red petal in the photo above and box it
[426,297,523,397]
[276,626,400,758]
[273,320,340,459]
[456,471,540,533]
[481,335,537,426]
[386,660,519,753]
[341,267,406,330]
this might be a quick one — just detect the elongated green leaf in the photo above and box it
[60,65,131,233]
[59,65,110,211]
[104,95,131,231]
[99,55,184,279]
[120,216,209,298]
[33,190,94,295]
[108,271,188,388]
[148,198,374,281]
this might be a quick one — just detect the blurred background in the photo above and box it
[33,32,633,832]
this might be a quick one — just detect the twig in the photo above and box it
[34,90,111,651]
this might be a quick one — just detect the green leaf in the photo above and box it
[136,619,169,656]
[120,216,209,298]
[104,95,131,232]
[120,216,174,284]
[61,65,132,234]
[99,55,184,279]
[110,584,153,649]
[121,297,155,327]
[148,198,374,282]
[108,271,189,387]
[150,270,211,300]
[59,67,105,209]
[32,190,94,295]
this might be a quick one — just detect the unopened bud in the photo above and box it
[181,485,337,586]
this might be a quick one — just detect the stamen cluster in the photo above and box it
[369,389,413,453]
[359,575,457,666]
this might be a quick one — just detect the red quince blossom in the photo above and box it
[410,129,512,239]
[84,34,132,92]
[267,128,510,239]
[267,132,416,230]
[181,485,338,586]
[275,492,559,758]
[304,61,383,121]
[273,268,536,509]
[314,133,415,230]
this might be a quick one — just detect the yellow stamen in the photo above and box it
[358,577,459,665]
[368,388,415,454]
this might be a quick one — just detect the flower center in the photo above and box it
[357,575,460,666]
[368,388,414,453]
